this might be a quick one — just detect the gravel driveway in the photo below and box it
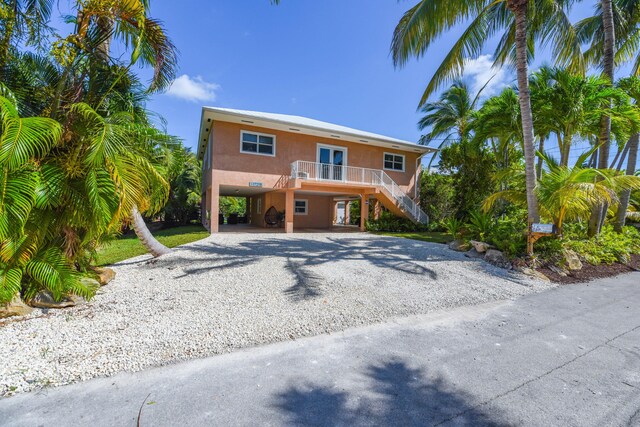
[0,233,553,396]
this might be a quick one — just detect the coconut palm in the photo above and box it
[418,80,478,170]
[473,87,522,171]
[576,0,640,234]
[484,148,640,234]
[530,67,636,167]
[392,0,583,225]
[615,77,640,230]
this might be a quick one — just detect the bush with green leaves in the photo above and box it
[366,211,428,233]
[466,211,494,241]
[442,217,464,239]
[419,172,455,223]
[564,225,640,265]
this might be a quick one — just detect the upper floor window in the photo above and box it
[241,131,276,156]
[384,153,405,172]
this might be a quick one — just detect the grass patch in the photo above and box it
[376,231,452,244]
[96,225,209,266]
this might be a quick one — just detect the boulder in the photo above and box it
[470,240,492,254]
[464,248,484,259]
[485,249,512,269]
[92,267,116,286]
[448,239,470,252]
[519,267,551,282]
[0,295,33,319]
[562,249,583,271]
[29,291,78,309]
[548,264,569,277]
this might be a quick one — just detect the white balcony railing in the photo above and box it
[290,160,428,224]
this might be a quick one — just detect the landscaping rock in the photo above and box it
[548,264,569,277]
[0,295,33,319]
[485,249,511,269]
[464,248,484,259]
[519,267,551,282]
[562,249,583,271]
[92,267,116,286]
[470,240,492,253]
[448,239,469,252]
[29,291,77,309]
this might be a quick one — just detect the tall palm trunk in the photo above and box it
[589,0,616,236]
[614,133,639,231]
[509,0,540,224]
[92,9,171,258]
[536,137,545,178]
[131,206,171,257]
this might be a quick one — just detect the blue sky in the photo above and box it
[117,1,606,155]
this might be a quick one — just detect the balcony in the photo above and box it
[290,160,428,224]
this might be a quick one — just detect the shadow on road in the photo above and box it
[273,359,506,426]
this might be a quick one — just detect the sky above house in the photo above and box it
[65,1,620,157]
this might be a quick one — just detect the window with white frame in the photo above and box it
[241,131,275,156]
[294,199,308,215]
[256,198,262,214]
[383,153,405,172]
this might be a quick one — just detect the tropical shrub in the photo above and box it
[419,172,455,224]
[439,139,496,220]
[467,211,494,241]
[442,217,464,239]
[366,211,428,233]
[564,225,640,265]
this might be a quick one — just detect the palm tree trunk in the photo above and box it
[510,0,540,224]
[614,133,639,232]
[131,206,171,257]
[589,0,616,236]
[536,136,545,178]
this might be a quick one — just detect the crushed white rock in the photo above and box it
[0,233,554,396]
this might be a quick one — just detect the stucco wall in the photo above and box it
[205,121,420,195]
[249,193,332,229]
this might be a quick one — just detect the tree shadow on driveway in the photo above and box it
[273,358,507,426]
[139,235,532,303]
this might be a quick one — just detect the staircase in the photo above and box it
[290,160,429,224]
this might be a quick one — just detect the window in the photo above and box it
[384,153,405,172]
[256,198,262,214]
[294,199,308,215]
[241,131,275,156]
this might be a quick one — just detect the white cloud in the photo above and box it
[463,55,510,97]
[166,75,220,102]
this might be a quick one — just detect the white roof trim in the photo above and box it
[197,107,435,159]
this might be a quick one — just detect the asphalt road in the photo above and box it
[1,273,639,426]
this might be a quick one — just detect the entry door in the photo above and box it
[318,146,346,181]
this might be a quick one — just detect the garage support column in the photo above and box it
[209,184,220,234]
[345,201,351,225]
[360,194,369,232]
[285,190,294,233]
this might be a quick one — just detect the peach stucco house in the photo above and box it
[197,107,435,233]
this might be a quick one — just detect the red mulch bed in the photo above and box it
[538,254,640,284]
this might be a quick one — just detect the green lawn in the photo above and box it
[96,225,209,266]
[376,231,453,244]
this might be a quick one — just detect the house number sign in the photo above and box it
[249,182,263,188]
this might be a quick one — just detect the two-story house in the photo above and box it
[198,107,434,233]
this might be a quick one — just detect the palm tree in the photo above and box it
[417,80,478,170]
[60,0,178,257]
[576,0,640,234]
[0,0,55,68]
[615,77,640,230]
[392,0,583,225]
[531,67,634,167]
[473,87,522,175]
[484,148,640,234]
